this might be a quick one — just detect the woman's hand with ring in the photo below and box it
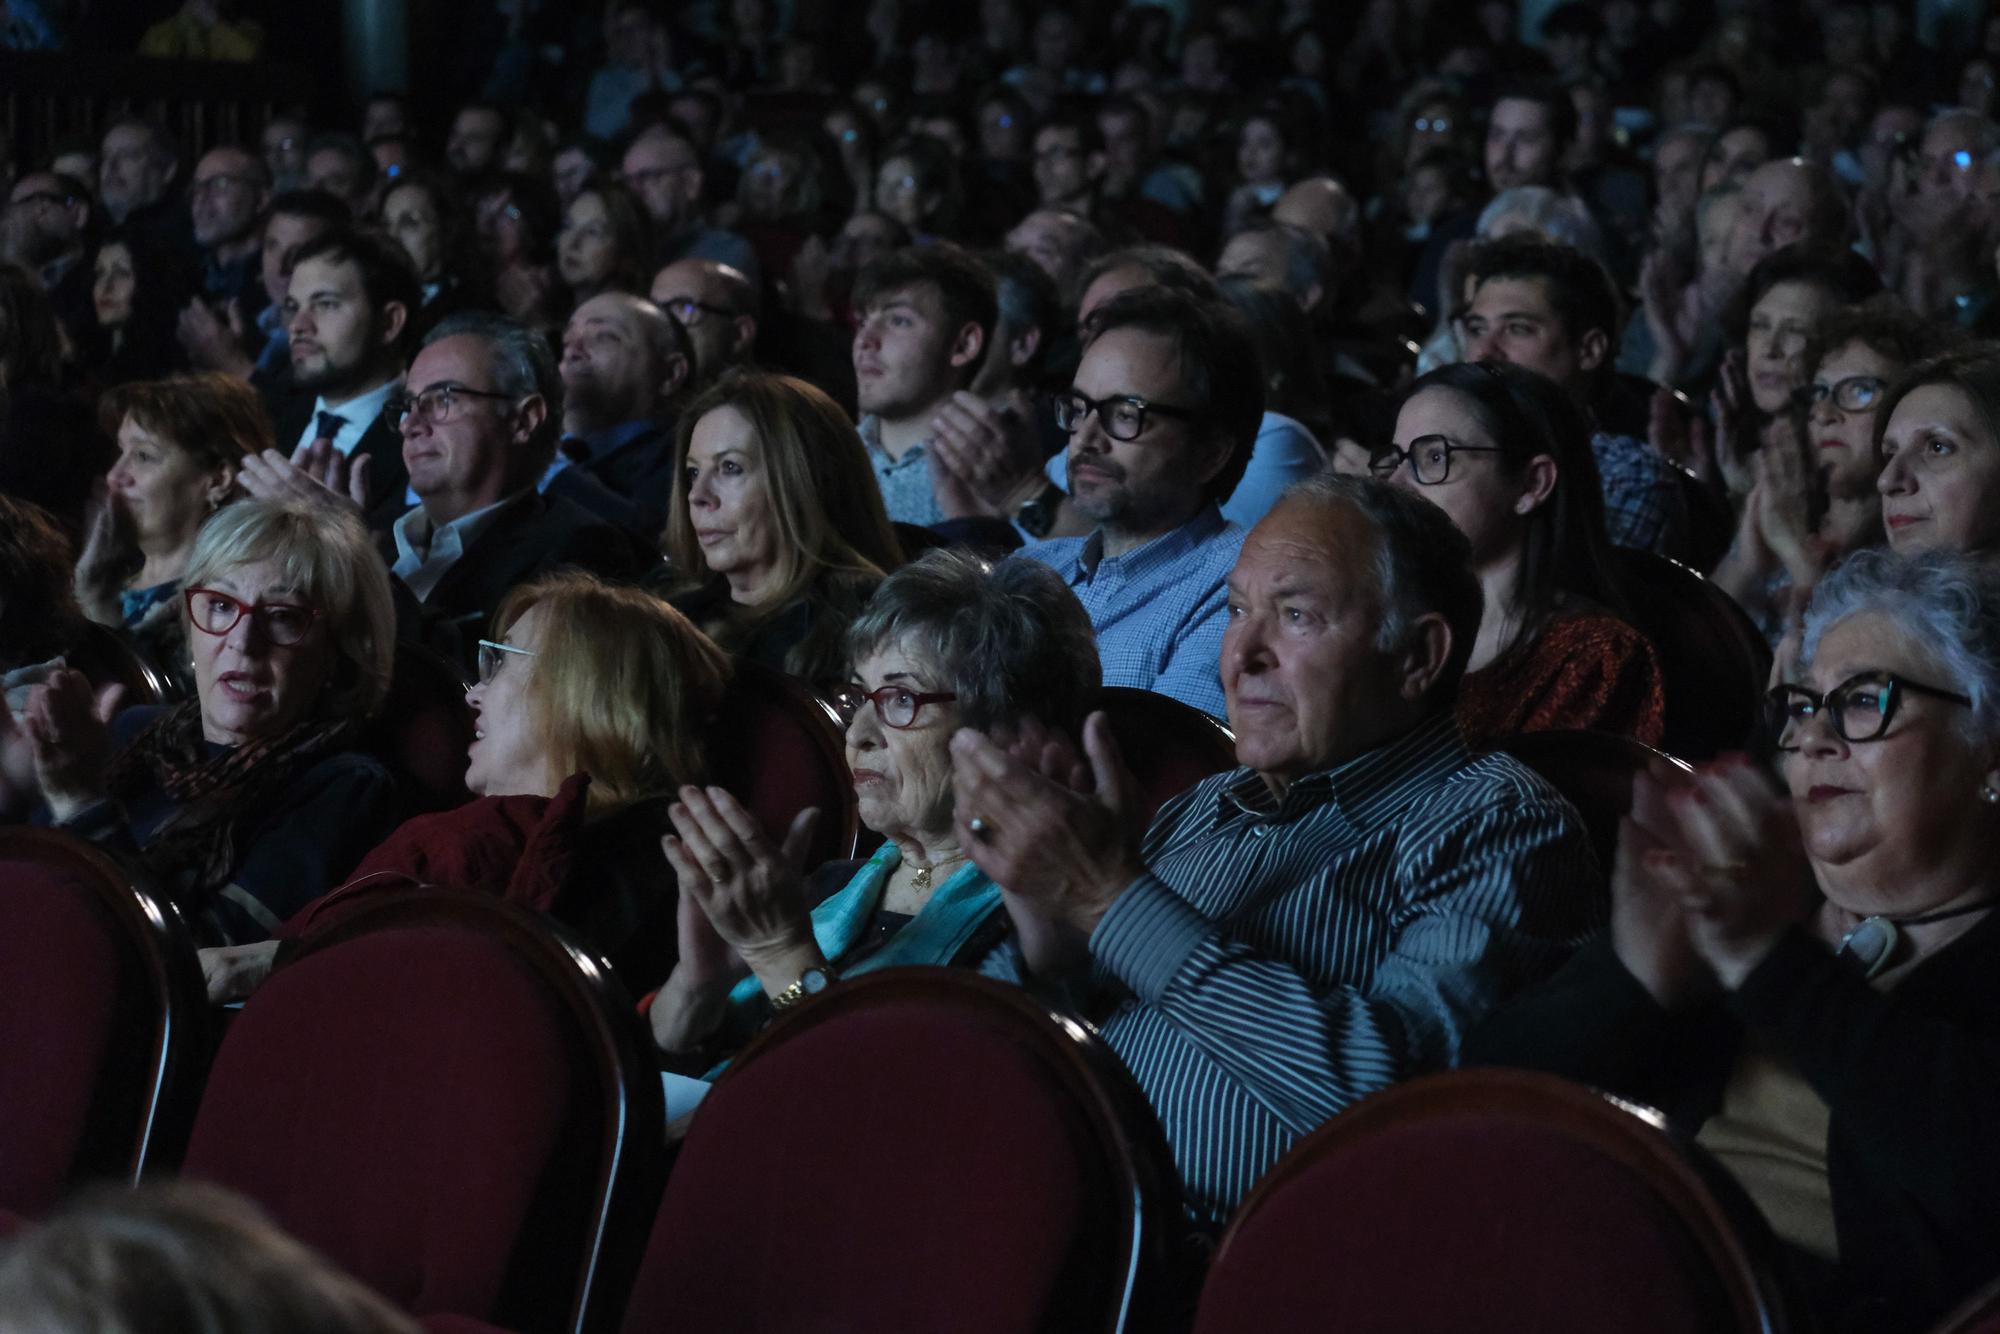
[661,785,823,991]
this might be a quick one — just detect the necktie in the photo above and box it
[313,410,348,451]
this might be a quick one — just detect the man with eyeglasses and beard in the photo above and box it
[1015,287,1260,719]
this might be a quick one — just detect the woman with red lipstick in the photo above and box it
[73,374,271,694]
[1873,347,2000,557]
[662,370,903,688]
[1713,300,1958,642]
[646,551,1100,1066]
[1473,549,2000,1333]
[7,499,406,947]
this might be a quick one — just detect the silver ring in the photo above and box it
[968,815,992,840]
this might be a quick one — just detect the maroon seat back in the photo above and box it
[705,659,859,867]
[1095,686,1238,827]
[623,969,1182,1333]
[1497,730,1693,872]
[1193,1069,1791,1334]
[366,642,476,812]
[1936,1276,2000,1334]
[0,828,204,1217]
[1612,549,1771,761]
[181,890,663,1332]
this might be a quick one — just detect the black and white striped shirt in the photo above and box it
[991,711,1602,1226]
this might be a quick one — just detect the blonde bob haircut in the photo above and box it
[663,369,903,610]
[493,572,731,811]
[180,499,395,719]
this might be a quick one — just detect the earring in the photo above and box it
[1983,786,2000,805]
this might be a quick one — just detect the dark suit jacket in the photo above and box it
[543,418,676,542]
[378,490,661,669]
[268,392,412,533]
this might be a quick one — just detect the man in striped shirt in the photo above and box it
[959,474,1602,1226]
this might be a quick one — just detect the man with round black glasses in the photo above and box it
[1015,287,1261,718]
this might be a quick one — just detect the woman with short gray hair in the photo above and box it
[648,551,1102,1061]
[1474,547,2000,1331]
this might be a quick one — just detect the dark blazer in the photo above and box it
[379,489,660,668]
[1468,916,2000,1334]
[544,418,677,541]
[268,391,412,533]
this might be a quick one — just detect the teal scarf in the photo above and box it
[725,842,1000,1010]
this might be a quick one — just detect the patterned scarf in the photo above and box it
[104,701,358,903]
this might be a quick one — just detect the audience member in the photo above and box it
[557,176,653,304]
[4,498,404,944]
[0,1182,421,1334]
[74,373,269,689]
[179,189,350,390]
[97,118,182,237]
[957,473,1598,1226]
[547,290,690,538]
[1472,548,2000,1334]
[649,550,1099,1064]
[303,132,377,220]
[621,122,759,284]
[379,170,489,334]
[649,256,758,385]
[1375,361,1664,746]
[473,171,563,329]
[269,227,422,530]
[1875,347,2000,556]
[186,144,270,309]
[3,170,94,347]
[664,369,902,685]
[445,102,509,178]
[1017,287,1259,719]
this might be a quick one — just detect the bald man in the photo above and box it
[544,290,693,537]
[650,257,758,385]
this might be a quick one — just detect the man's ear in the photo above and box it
[378,300,409,353]
[511,392,549,445]
[1577,325,1609,374]
[1085,150,1107,183]
[1396,612,1453,704]
[731,313,758,358]
[661,351,691,399]
[948,320,986,370]
[1009,324,1042,368]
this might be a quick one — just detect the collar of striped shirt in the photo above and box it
[1215,710,1469,832]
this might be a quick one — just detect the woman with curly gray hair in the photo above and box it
[647,549,1100,1062]
[1473,547,2000,1333]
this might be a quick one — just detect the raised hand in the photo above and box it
[22,668,123,820]
[660,785,822,989]
[1608,765,1714,1008]
[237,447,368,519]
[927,390,1046,519]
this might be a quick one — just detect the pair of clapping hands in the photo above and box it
[236,439,378,516]
[925,389,1049,521]
[1,667,124,822]
[1612,754,1817,1006]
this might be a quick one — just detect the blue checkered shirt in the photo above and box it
[982,711,1600,1226]
[857,413,945,527]
[1592,431,1686,554]
[1018,504,1243,719]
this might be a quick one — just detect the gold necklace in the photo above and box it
[907,852,967,891]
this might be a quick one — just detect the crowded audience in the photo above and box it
[5,3,2000,1329]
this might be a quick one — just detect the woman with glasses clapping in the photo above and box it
[1472,548,2000,1334]
[1372,359,1664,747]
[646,550,1100,1067]
[4,499,405,947]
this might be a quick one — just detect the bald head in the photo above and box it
[1726,157,1849,276]
[649,257,758,382]
[559,291,691,432]
[1273,176,1360,247]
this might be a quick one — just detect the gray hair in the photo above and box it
[421,310,563,458]
[1801,548,2000,743]
[182,499,396,719]
[845,550,1101,736]
[1273,474,1485,705]
[1477,186,1605,261]
[1221,219,1334,299]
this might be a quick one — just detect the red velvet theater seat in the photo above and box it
[179,890,663,1333]
[0,828,205,1218]
[1611,549,1772,762]
[1192,1069,1791,1334]
[705,660,859,868]
[1094,686,1238,826]
[622,968,1182,1333]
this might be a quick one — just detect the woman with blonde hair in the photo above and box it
[207,572,733,999]
[663,368,902,686]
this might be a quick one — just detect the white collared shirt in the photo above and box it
[292,379,400,458]
[390,492,520,603]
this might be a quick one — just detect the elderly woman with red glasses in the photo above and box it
[1472,547,2000,1334]
[4,498,405,945]
[647,549,1100,1064]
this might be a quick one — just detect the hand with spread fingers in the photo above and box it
[949,711,1147,939]
[236,446,369,519]
[1645,755,1817,989]
[20,668,125,821]
[660,784,824,993]
[927,389,1047,519]
[1608,763,1713,1007]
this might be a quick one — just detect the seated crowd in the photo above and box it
[3,1,2000,1330]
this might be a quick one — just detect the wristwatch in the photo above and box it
[769,963,837,1012]
[1015,479,1067,538]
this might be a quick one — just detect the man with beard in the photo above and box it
[187,145,269,308]
[2,172,95,346]
[1016,287,1258,719]
[268,227,419,530]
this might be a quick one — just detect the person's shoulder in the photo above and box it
[293,744,397,791]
